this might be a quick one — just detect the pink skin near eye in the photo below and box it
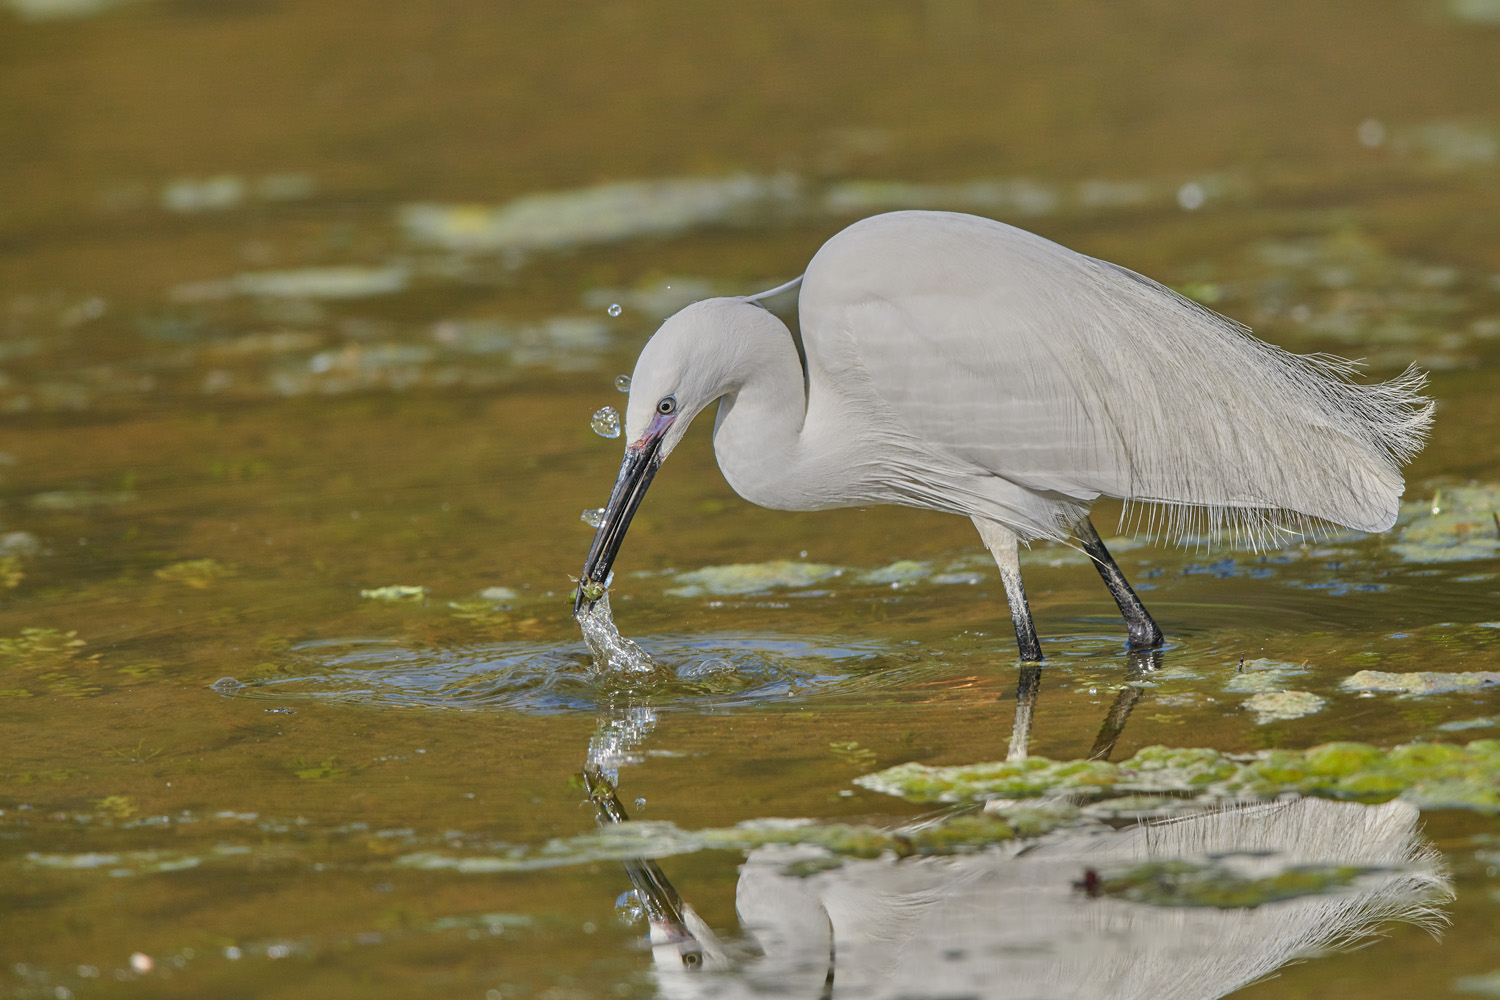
[630,409,676,452]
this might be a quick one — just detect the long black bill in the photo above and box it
[575,413,673,613]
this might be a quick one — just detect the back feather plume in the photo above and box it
[802,211,1435,548]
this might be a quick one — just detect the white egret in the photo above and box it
[577,210,1433,660]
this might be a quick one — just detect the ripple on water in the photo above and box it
[225,633,900,714]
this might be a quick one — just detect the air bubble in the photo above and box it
[614,375,631,392]
[607,303,622,317]
[582,508,605,528]
[590,407,621,438]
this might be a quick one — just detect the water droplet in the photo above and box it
[614,374,631,393]
[582,507,605,527]
[607,303,622,317]
[1176,181,1206,211]
[590,406,620,438]
[615,889,646,926]
[210,677,243,694]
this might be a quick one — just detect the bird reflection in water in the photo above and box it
[583,767,1449,998]
[578,621,1449,1000]
[713,797,1444,999]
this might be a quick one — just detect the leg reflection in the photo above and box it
[1087,647,1165,761]
[1007,663,1044,761]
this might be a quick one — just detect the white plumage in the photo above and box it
[683,798,1448,1000]
[800,212,1431,541]
[579,210,1433,658]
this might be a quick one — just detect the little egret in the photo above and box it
[576,210,1433,660]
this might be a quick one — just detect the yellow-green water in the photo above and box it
[2,2,1500,997]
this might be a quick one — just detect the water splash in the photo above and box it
[587,693,657,782]
[581,507,604,527]
[575,592,656,674]
[607,303,622,317]
[590,406,620,438]
[614,374,631,392]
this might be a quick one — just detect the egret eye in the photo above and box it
[657,396,677,415]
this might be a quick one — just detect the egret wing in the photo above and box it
[799,212,1430,537]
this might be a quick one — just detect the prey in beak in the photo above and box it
[575,408,676,614]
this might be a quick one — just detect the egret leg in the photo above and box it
[1074,516,1163,650]
[972,517,1043,662]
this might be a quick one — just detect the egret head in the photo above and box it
[576,298,780,611]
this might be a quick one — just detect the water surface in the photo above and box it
[2,2,1500,997]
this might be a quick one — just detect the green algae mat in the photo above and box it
[858,741,1500,811]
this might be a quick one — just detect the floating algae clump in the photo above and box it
[855,559,932,586]
[857,756,1142,802]
[665,559,844,597]
[857,741,1500,812]
[1343,669,1500,695]
[360,585,428,601]
[701,804,1082,860]
[1242,690,1327,724]
[155,558,235,589]
[1224,657,1310,694]
[396,802,1083,875]
[1391,485,1500,562]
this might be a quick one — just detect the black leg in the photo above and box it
[997,560,1044,662]
[972,517,1044,662]
[1075,516,1163,649]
